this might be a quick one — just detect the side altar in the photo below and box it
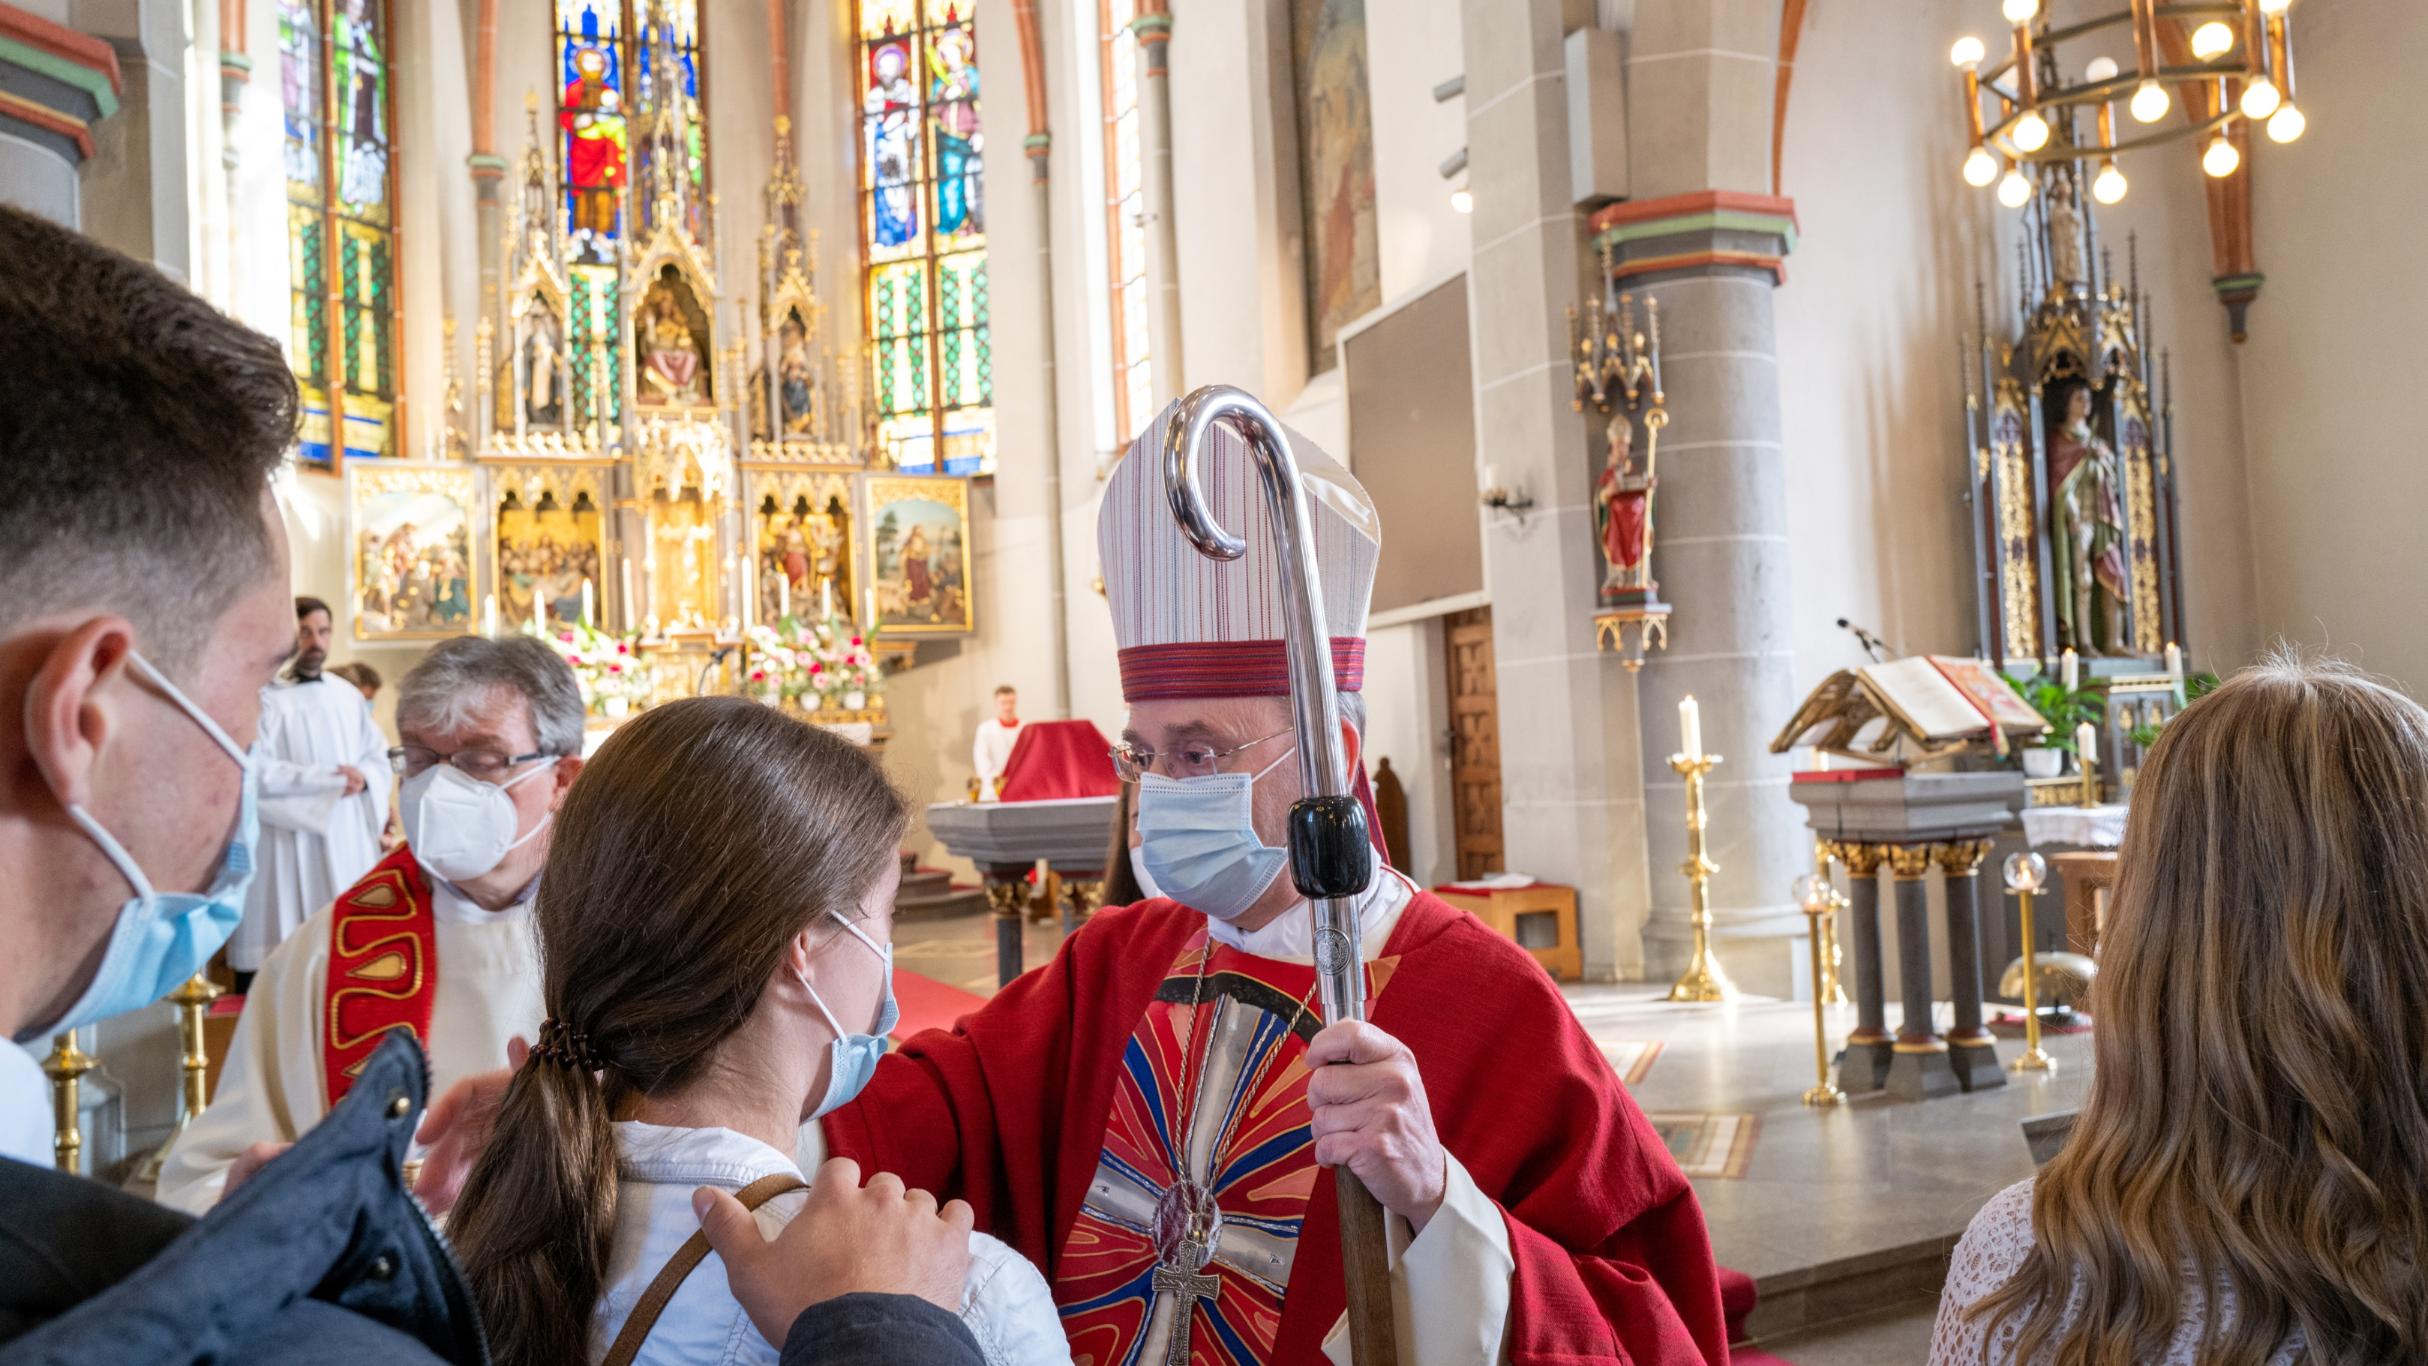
[1962,156,2181,675]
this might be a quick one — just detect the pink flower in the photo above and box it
[607,663,622,674]
[617,642,631,655]
[850,636,864,647]
[810,663,824,674]
[559,631,575,643]
[569,654,585,666]
[750,670,766,682]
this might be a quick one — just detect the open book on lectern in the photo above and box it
[1770,655,2048,767]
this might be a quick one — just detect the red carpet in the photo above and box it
[891,968,988,1042]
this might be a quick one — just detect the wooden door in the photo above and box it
[1445,608,1505,881]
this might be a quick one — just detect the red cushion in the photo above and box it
[996,719,1122,802]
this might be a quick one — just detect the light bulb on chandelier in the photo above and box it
[2267,102,2307,143]
[2189,21,2235,59]
[2001,0,2038,23]
[1997,166,2035,208]
[2202,131,2242,178]
[2083,56,2119,84]
[2129,79,2171,123]
[2091,159,2128,204]
[1950,35,1986,68]
[2012,111,2051,152]
[2239,76,2282,120]
[1450,186,1474,214]
[2258,0,2291,14]
[1963,145,2001,186]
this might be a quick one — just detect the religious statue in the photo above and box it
[519,307,562,427]
[809,512,845,601]
[637,277,705,405]
[561,44,627,257]
[1594,411,1654,603]
[899,522,935,613]
[2047,380,2128,654]
[777,316,814,432]
[2046,170,2086,292]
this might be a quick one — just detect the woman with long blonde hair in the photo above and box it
[1930,657,2428,1364]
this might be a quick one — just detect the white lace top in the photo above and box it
[1930,1179,2306,1365]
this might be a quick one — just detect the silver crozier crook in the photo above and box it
[1160,384,1398,1366]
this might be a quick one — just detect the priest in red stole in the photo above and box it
[821,406,1726,1363]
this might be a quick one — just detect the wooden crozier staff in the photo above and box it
[1161,384,1399,1366]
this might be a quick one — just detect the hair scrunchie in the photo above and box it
[532,1017,607,1072]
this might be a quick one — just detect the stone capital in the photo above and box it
[1886,843,1937,881]
[1932,838,1995,877]
[1830,840,1889,877]
[1589,190,1799,289]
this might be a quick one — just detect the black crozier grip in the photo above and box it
[1287,795,1374,900]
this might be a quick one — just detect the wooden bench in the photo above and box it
[2047,850,2119,957]
[1433,882,1582,982]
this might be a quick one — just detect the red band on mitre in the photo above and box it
[1117,638,1366,702]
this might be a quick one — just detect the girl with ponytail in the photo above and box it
[446,697,1068,1365]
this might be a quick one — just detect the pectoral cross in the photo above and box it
[1150,1235,1221,1366]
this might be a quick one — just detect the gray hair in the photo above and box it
[397,636,586,757]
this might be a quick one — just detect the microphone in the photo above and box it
[697,645,737,696]
[1836,617,1890,663]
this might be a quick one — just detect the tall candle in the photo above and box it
[531,591,544,637]
[581,578,595,629]
[1679,694,1703,760]
[484,594,499,638]
[620,560,636,629]
[864,586,876,629]
[2164,642,2183,679]
[822,578,835,621]
[779,575,792,622]
[2075,721,2098,767]
[2060,648,2079,693]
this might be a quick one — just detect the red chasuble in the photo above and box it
[320,846,439,1106]
[825,892,1728,1364]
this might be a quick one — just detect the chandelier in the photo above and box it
[1952,0,2304,208]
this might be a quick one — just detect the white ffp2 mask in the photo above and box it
[400,760,556,883]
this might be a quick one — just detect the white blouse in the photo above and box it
[1930,1178,2307,1365]
[593,1121,1071,1366]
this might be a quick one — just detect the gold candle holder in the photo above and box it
[137,972,228,1182]
[2004,852,2056,1074]
[1812,839,1847,1005]
[1666,753,1738,1003]
[1791,873,1844,1105]
[41,1031,96,1175]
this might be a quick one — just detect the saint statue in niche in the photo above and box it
[1594,410,1653,603]
[928,26,983,241]
[778,314,815,431]
[519,306,562,427]
[2046,379,2128,654]
[2046,170,2086,291]
[637,273,706,405]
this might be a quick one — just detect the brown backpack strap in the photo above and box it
[600,1172,809,1366]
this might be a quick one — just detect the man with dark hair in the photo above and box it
[0,206,985,1365]
[229,594,390,990]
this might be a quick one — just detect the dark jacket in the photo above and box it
[0,1031,985,1365]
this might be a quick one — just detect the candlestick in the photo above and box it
[2003,853,2056,1074]
[1665,751,1738,1003]
[1813,838,1847,1005]
[41,1031,94,1174]
[1792,873,1844,1105]
[137,972,227,1183]
[2163,641,2183,679]
[2077,720,2101,807]
[2060,647,2079,693]
[581,578,595,630]
[1678,694,1703,761]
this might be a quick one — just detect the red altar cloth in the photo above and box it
[994,719,1122,803]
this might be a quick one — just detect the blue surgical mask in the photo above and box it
[1134,750,1293,922]
[20,652,259,1042]
[798,913,898,1119]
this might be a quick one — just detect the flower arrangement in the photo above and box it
[745,611,885,713]
[531,618,651,716]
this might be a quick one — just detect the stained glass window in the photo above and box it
[280,0,399,468]
[859,0,993,475]
[1099,0,1150,444]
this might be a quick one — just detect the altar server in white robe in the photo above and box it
[227,596,390,982]
[156,635,582,1213]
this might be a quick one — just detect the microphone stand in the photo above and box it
[1162,385,1398,1366]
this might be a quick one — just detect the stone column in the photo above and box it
[1614,1,1809,995]
[1832,841,1891,1093]
[1011,0,1072,716]
[1936,838,2005,1091]
[1884,843,1960,1101]
[1460,0,1650,981]
[1131,0,1184,399]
